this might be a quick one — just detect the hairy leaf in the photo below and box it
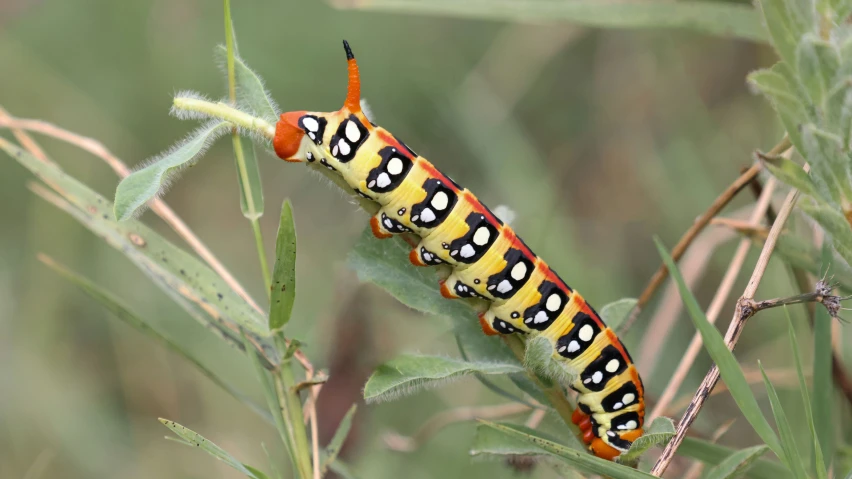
[114,121,231,220]
[616,417,675,465]
[600,298,637,331]
[363,355,523,402]
[748,67,811,155]
[214,44,279,125]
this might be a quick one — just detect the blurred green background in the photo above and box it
[2,1,848,478]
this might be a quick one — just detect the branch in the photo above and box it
[650,177,800,476]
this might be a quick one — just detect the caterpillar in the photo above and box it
[273,41,645,460]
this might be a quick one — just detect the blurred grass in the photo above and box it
[1,1,846,478]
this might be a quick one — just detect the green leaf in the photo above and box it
[786,309,828,479]
[214,45,279,125]
[756,0,815,66]
[600,298,638,331]
[813,245,835,474]
[160,418,268,479]
[477,421,657,478]
[0,139,274,348]
[759,154,820,199]
[704,445,770,479]
[470,422,580,457]
[801,124,851,205]
[40,255,272,424]
[363,354,523,402]
[615,417,675,465]
[679,437,792,479]
[269,200,297,330]
[653,237,783,459]
[760,361,808,477]
[114,121,231,221]
[320,405,357,476]
[231,133,265,220]
[348,230,474,323]
[345,0,766,43]
[796,34,840,104]
[799,199,852,266]
[747,67,811,155]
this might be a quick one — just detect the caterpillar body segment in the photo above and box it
[273,40,645,460]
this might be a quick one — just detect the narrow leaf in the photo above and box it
[214,44,279,124]
[114,121,231,220]
[320,405,357,475]
[680,437,792,479]
[0,140,274,352]
[615,417,675,465]
[599,298,638,331]
[231,133,265,220]
[654,237,783,458]
[759,361,808,477]
[705,445,770,479]
[813,245,835,473]
[269,200,297,330]
[363,355,523,402]
[344,0,766,43]
[755,0,801,66]
[40,255,272,424]
[160,419,267,479]
[759,154,820,199]
[470,422,579,457]
[799,199,852,266]
[747,67,812,155]
[786,309,828,479]
[801,124,850,205]
[478,421,657,479]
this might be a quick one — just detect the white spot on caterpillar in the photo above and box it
[420,208,436,223]
[387,157,403,175]
[533,311,548,324]
[337,139,351,156]
[376,173,391,188]
[368,180,376,188]
[607,431,616,438]
[579,324,594,342]
[423,252,433,262]
[567,340,580,353]
[624,420,638,430]
[384,218,393,229]
[546,294,561,312]
[592,371,603,384]
[622,393,635,405]
[613,402,623,410]
[460,244,475,258]
[606,359,620,373]
[332,144,339,156]
[345,121,360,142]
[308,132,316,140]
[431,191,449,210]
[496,280,512,293]
[302,117,319,131]
[557,345,566,353]
[500,321,507,328]
[473,227,490,246]
[412,215,420,222]
[511,262,527,280]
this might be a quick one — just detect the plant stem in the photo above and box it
[276,361,314,479]
[173,97,275,139]
[251,217,273,293]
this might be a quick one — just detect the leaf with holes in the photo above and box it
[160,419,269,479]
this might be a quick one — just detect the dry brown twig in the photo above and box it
[648,177,778,420]
[621,136,791,334]
[650,170,802,476]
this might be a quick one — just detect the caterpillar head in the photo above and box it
[273,40,372,163]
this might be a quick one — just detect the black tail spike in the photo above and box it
[343,40,355,60]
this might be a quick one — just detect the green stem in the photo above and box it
[173,97,275,139]
[501,335,582,440]
[276,361,314,479]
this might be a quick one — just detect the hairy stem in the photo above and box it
[173,97,275,139]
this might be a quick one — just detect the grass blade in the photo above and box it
[114,121,231,220]
[363,355,523,402]
[269,200,297,331]
[679,437,791,479]
[160,419,268,479]
[39,254,272,424]
[759,361,809,477]
[813,247,835,473]
[705,445,770,479]
[0,139,274,354]
[653,237,783,458]
[477,421,656,478]
[342,0,765,43]
[320,405,357,476]
[786,309,828,479]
